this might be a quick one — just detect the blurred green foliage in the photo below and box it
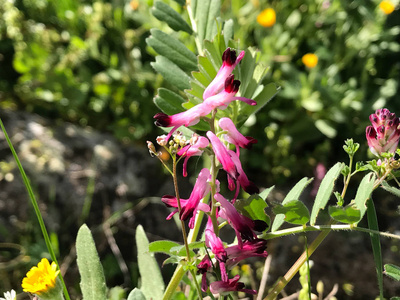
[0,0,399,179]
[0,0,159,141]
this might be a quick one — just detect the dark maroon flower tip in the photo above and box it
[224,75,241,93]
[222,48,237,66]
[243,181,259,195]
[244,137,258,149]
[154,112,171,127]
[253,220,268,232]
[366,126,376,138]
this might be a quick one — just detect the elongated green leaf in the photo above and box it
[151,1,192,33]
[367,199,384,299]
[390,297,400,300]
[136,225,165,299]
[195,0,211,42]
[153,88,186,115]
[205,0,221,40]
[76,224,107,300]
[310,162,344,225]
[146,29,198,72]
[328,205,361,224]
[354,173,376,222]
[151,56,191,90]
[273,200,310,225]
[272,177,313,232]
[235,194,270,228]
[172,0,185,6]
[149,240,180,255]
[127,288,146,300]
[223,19,234,46]
[259,186,275,201]
[385,264,400,281]
[381,180,400,198]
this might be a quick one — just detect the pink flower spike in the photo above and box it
[203,48,245,99]
[219,117,257,154]
[205,227,227,263]
[210,275,256,295]
[177,135,209,177]
[366,108,400,157]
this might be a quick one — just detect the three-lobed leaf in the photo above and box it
[272,177,313,231]
[328,205,361,224]
[273,200,310,225]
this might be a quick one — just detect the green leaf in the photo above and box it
[223,19,234,46]
[195,0,221,42]
[259,186,275,201]
[172,0,185,6]
[381,180,400,198]
[272,178,313,232]
[390,298,400,300]
[127,288,146,300]
[328,205,361,224]
[149,240,181,255]
[367,199,384,299]
[237,82,280,126]
[153,88,186,115]
[136,225,165,299]
[273,200,310,225]
[354,173,376,223]
[151,56,191,90]
[146,29,198,72]
[235,194,270,228]
[76,224,107,300]
[385,264,400,281]
[151,1,192,34]
[310,162,344,226]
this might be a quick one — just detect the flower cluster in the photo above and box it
[151,48,268,296]
[366,108,400,158]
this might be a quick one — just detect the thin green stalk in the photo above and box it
[0,118,70,300]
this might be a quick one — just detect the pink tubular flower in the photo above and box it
[219,117,257,155]
[203,48,245,99]
[205,217,227,263]
[197,255,212,292]
[206,131,238,190]
[215,193,267,247]
[203,75,256,110]
[226,239,268,268]
[210,275,256,295]
[228,149,259,197]
[177,134,209,177]
[154,103,212,141]
[161,168,212,228]
[366,108,400,157]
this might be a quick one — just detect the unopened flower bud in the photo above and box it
[147,141,157,157]
[156,135,168,146]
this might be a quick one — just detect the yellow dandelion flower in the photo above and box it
[379,0,395,14]
[302,53,318,68]
[257,8,276,27]
[22,258,60,295]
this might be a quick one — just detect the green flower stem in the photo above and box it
[262,224,400,240]
[0,118,70,300]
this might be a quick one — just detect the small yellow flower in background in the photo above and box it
[379,0,395,14]
[22,258,61,297]
[302,53,318,68]
[130,0,139,10]
[257,8,276,27]
[0,289,16,300]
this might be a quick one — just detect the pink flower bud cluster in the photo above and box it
[152,48,268,295]
[366,108,400,157]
